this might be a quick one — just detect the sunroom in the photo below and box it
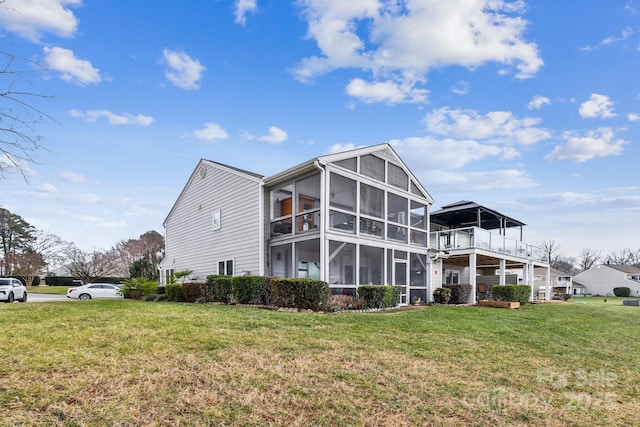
[265,144,434,305]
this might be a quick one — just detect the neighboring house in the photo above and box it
[162,144,550,305]
[533,267,573,299]
[572,264,640,296]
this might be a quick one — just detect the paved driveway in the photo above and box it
[27,293,73,303]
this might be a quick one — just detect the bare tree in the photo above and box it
[578,248,601,272]
[10,249,46,287]
[1,51,53,178]
[63,245,118,284]
[539,239,562,265]
[552,256,578,275]
[605,249,640,266]
[110,230,164,277]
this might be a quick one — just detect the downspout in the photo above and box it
[259,180,265,276]
[313,160,326,283]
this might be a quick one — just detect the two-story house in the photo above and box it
[162,144,550,305]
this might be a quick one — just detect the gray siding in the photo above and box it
[164,161,262,282]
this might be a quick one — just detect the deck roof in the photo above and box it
[430,200,525,230]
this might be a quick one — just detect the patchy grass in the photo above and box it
[1,300,639,426]
[26,286,70,295]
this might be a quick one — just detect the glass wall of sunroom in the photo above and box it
[268,154,431,305]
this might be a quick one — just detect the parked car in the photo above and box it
[66,283,124,300]
[0,278,27,303]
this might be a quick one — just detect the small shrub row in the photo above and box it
[165,283,185,302]
[357,285,400,309]
[206,275,233,303]
[492,285,531,305]
[269,278,330,310]
[121,278,158,300]
[443,284,472,304]
[182,282,207,303]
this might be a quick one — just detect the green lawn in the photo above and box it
[26,286,71,295]
[1,299,639,426]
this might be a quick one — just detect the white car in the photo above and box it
[0,278,28,303]
[66,283,124,300]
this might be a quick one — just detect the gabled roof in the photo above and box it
[163,159,264,226]
[604,264,640,274]
[264,143,434,203]
[430,200,525,230]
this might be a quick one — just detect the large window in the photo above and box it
[360,154,385,182]
[296,239,320,279]
[387,193,407,224]
[271,244,292,278]
[271,185,293,237]
[410,201,427,230]
[330,174,356,212]
[388,163,408,190]
[359,245,384,285]
[360,183,384,218]
[295,174,321,233]
[329,241,355,285]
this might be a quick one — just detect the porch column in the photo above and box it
[545,265,551,301]
[469,253,477,304]
[499,259,506,286]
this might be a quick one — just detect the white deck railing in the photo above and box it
[429,227,548,263]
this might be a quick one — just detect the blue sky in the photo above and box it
[1,0,638,260]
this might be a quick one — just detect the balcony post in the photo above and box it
[469,253,477,304]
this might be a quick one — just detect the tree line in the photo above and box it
[540,240,640,275]
[0,207,164,285]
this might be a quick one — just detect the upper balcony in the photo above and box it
[430,227,548,263]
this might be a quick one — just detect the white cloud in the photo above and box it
[162,49,206,90]
[0,0,81,42]
[43,46,101,85]
[580,28,634,51]
[235,0,257,25]
[451,81,469,95]
[345,78,428,104]
[258,126,288,144]
[422,169,537,192]
[545,127,628,163]
[294,0,542,104]
[627,113,640,122]
[190,123,229,141]
[37,182,58,193]
[423,107,551,145]
[528,95,551,110]
[579,93,616,118]
[327,143,363,154]
[60,170,88,183]
[70,109,154,126]
[390,136,502,171]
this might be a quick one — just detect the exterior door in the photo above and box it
[395,261,407,305]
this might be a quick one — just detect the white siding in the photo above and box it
[573,266,640,296]
[164,162,262,282]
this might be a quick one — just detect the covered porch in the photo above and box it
[430,201,551,303]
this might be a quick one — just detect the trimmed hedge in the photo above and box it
[491,285,531,305]
[443,284,472,304]
[182,282,207,303]
[613,287,631,297]
[44,276,76,286]
[433,287,451,304]
[165,283,185,302]
[206,275,233,303]
[231,275,268,304]
[358,285,401,309]
[266,278,330,310]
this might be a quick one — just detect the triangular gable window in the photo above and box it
[333,157,357,172]
[411,180,427,198]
